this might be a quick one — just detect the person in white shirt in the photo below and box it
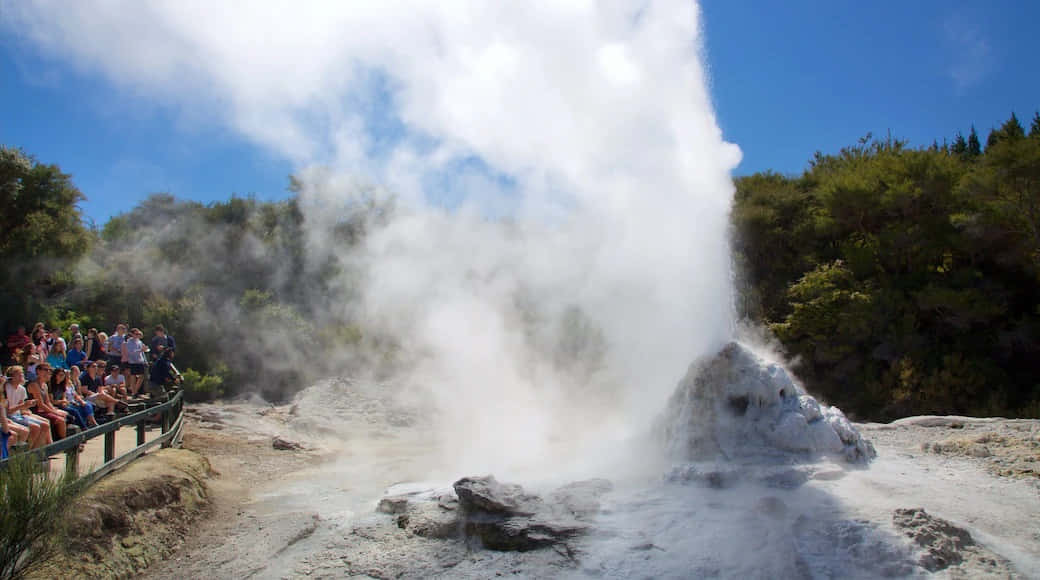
[122,328,148,398]
[105,364,128,399]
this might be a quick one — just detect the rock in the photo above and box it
[376,496,409,515]
[656,341,876,464]
[398,501,460,539]
[892,508,1014,575]
[454,475,540,516]
[448,475,606,552]
[272,436,303,451]
[463,515,588,551]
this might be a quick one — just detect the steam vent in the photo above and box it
[658,342,876,464]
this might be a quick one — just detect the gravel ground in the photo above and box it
[141,400,1040,579]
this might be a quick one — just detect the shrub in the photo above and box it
[0,454,84,580]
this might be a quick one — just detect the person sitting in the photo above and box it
[26,364,68,440]
[66,337,87,369]
[45,336,69,370]
[79,361,120,417]
[51,366,96,429]
[1,380,31,458]
[4,365,52,449]
[104,364,128,399]
[6,326,32,356]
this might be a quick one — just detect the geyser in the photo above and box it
[6,0,746,477]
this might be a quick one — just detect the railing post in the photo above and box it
[65,446,79,476]
[104,430,116,463]
[137,421,146,446]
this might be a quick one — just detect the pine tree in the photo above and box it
[951,132,968,157]
[1030,111,1040,138]
[967,126,982,158]
[1001,113,1026,141]
[986,128,1000,150]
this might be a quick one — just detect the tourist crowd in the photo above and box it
[0,323,182,459]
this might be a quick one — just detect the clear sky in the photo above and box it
[1,1,1037,224]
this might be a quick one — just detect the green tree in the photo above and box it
[967,126,982,158]
[0,147,92,329]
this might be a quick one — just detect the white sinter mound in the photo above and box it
[657,341,876,464]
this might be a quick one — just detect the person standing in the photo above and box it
[67,324,83,346]
[106,324,127,370]
[84,328,103,362]
[149,325,176,362]
[122,328,148,399]
[147,348,181,402]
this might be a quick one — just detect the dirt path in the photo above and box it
[142,406,325,579]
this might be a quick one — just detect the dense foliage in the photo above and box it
[0,147,386,400]
[732,114,1040,419]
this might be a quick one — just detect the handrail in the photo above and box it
[1,390,184,482]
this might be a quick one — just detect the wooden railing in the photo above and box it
[1,390,184,484]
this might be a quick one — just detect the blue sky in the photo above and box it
[1,1,1037,225]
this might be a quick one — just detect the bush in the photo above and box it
[180,368,225,402]
[0,454,84,580]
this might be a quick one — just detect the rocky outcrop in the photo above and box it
[657,342,875,464]
[375,475,611,553]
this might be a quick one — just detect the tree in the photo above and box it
[951,133,968,158]
[0,147,92,329]
[1030,112,1040,138]
[967,126,982,158]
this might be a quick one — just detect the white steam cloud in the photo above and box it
[4,0,742,478]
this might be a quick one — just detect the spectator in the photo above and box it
[4,365,52,449]
[50,367,96,429]
[123,328,148,399]
[85,328,103,362]
[6,326,31,355]
[106,324,127,370]
[0,376,31,457]
[25,349,41,382]
[66,337,86,369]
[35,328,50,360]
[104,364,128,399]
[149,325,176,362]
[46,336,70,370]
[147,348,181,402]
[30,322,45,345]
[79,362,118,417]
[26,364,68,440]
[67,323,83,346]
